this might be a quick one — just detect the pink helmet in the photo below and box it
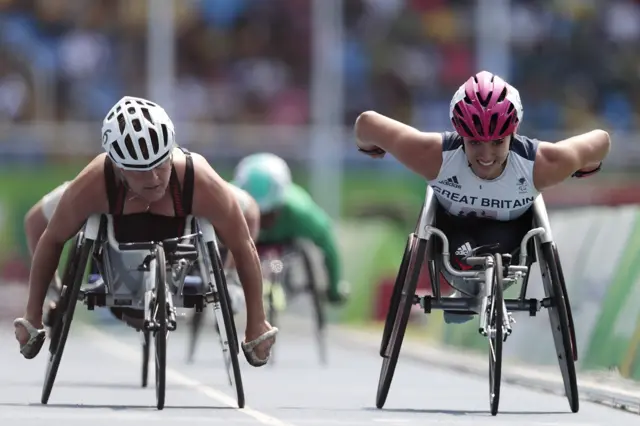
[449,71,523,141]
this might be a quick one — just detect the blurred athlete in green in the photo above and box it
[231,152,349,305]
[186,153,349,362]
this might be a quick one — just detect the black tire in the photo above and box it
[489,253,504,416]
[155,246,168,411]
[298,247,327,366]
[380,235,413,358]
[376,234,426,409]
[41,233,92,405]
[208,242,245,409]
[552,245,578,362]
[141,330,150,388]
[541,242,579,413]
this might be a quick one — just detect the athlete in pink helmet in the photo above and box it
[354,70,610,324]
[450,70,521,141]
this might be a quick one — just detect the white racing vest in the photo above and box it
[430,132,541,221]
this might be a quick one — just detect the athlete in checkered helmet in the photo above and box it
[15,96,277,366]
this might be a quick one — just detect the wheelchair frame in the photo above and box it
[259,243,327,366]
[39,213,245,410]
[376,186,579,416]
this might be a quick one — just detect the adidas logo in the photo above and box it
[438,175,461,189]
[455,242,472,257]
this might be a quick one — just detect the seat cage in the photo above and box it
[81,213,221,311]
[414,185,556,316]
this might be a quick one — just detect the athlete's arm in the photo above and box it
[227,183,260,241]
[222,184,261,270]
[244,197,261,241]
[533,130,611,190]
[354,111,443,180]
[24,181,70,256]
[25,157,107,321]
[190,154,266,324]
[24,201,48,257]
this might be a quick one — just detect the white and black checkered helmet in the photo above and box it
[101,96,176,170]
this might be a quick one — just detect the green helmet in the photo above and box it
[232,153,292,213]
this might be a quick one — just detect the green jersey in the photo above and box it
[257,183,340,294]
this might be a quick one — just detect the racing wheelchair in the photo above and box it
[258,241,327,366]
[187,240,327,366]
[40,213,245,410]
[376,187,578,416]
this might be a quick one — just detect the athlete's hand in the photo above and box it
[356,139,386,159]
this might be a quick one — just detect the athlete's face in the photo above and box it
[120,158,173,202]
[463,135,511,180]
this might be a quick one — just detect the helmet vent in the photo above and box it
[117,114,126,134]
[138,138,149,159]
[472,115,484,136]
[161,124,168,148]
[498,117,511,136]
[489,113,498,135]
[150,128,160,152]
[124,135,138,160]
[478,91,491,107]
[111,143,125,160]
[141,108,152,123]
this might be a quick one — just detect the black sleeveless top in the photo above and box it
[103,148,195,243]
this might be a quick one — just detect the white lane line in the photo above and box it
[80,324,296,426]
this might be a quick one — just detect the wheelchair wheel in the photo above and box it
[41,233,92,405]
[207,241,245,409]
[141,330,150,388]
[552,245,578,362]
[489,253,504,416]
[264,262,281,365]
[541,242,579,413]
[380,235,413,358]
[376,234,426,409]
[154,245,168,410]
[298,246,328,366]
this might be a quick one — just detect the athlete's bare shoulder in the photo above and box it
[65,153,110,213]
[44,154,110,243]
[189,151,233,210]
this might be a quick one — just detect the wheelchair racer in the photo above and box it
[23,176,259,327]
[14,96,277,366]
[354,70,611,324]
[231,152,350,306]
[187,153,348,363]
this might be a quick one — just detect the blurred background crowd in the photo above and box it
[2,0,640,141]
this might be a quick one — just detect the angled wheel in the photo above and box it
[552,244,577,362]
[207,241,245,409]
[141,330,150,387]
[154,245,168,410]
[297,246,328,366]
[380,235,413,357]
[541,242,579,413]
[376,233,426,409]
[489,254,504,416]
[41,233,92,404]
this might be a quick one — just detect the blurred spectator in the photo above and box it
[1,0,640,141]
